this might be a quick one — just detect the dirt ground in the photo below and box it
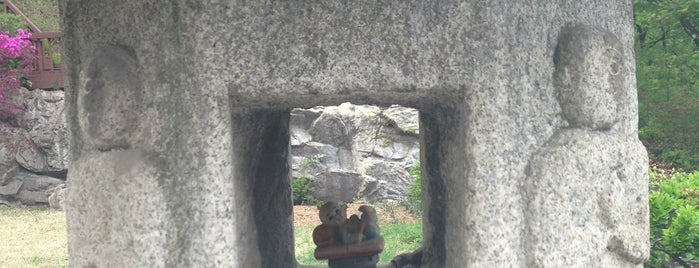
[293,202,418,227]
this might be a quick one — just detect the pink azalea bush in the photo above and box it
[0,29,35,120]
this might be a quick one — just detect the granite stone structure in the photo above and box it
[61,1,648,267]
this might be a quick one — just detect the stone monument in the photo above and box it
[61,1,647,267]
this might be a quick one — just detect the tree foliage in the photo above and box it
[648,163,699,267]
[0,29,34,120]
[634,0,699,170]
[0,13,27,33]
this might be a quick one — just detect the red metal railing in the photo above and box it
[1,0,63,89]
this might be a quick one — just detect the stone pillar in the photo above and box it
[232,110,296,267]
[419,104,470,267]
[65,44,260,266]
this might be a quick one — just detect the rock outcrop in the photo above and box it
[0,88,67,208]
[291,103,419,202]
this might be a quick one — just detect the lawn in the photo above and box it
[0,204,422,267]
[0,206,68,268]
[11,0,60,32]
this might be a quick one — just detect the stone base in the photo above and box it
[328,254,379,268]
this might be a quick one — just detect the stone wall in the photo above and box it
[291,103,419,202]
[0,89,67,209]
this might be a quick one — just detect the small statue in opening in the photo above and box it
[313,201,385,268]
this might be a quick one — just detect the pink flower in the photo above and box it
[0,30,34,58]
[1,29,36,92]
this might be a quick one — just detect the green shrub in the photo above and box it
[292,177,322,206]
[407,163,421,199]
[648,169,699,267]
[378,222,423,263]
[662,205,699,258]
[13,0,60,32]
[0,13,26,33]
[402,163,423,218]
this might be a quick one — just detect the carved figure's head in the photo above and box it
[319,202,347,226]
[553,25,627,130]
[358,205,377,222]
[80,46,142,150]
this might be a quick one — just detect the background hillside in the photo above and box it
[9,0,59,32]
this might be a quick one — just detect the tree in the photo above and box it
[634,0,699,170]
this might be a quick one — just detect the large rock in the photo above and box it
[15,131,48,173]
[47,184,66,211]
[0,179,22,196]
[0,125,22,184]
[20,90,69,176]
[383,105,419,135]
[0,89,68,180]
[0,172,64,205]
[290,103,420,201]
[361,161,413,202]
[0,89,68,206]
[310,170,364,203]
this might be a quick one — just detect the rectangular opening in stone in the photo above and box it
[289,102,424,267]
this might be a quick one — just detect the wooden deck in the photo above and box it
[1,0,63,89]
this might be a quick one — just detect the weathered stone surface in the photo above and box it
[15,132,47,173]
[0,196,18,206]
[310,112,351,147]
[291,104,419,201]
[0,126,22,185]
[77,47,144,151]
[20,90,69,176]
[361,161,412,202]
[47,183,66,211]
[311,171,364,203]
[0,172,65,205]
[383,105,419,135]
[16,189,49,205]
[0,126,21,168]
[0,89,68,206]
[17,172,64,191]
[290,126,312,146]
[1,89,68,180]
[0,179,22,196]
[62,1,644,267]
[16,172,64,206]
[293,141,353,171]
[291,155,327,179]
[67,151,168,267]
[523,25,648,268]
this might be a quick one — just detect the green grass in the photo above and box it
[295,225,324,265]
[294,221,423,265]
[11,0,60,32]
[0,206,68,268]
[376,222,423,263]
[0,205,422,267]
